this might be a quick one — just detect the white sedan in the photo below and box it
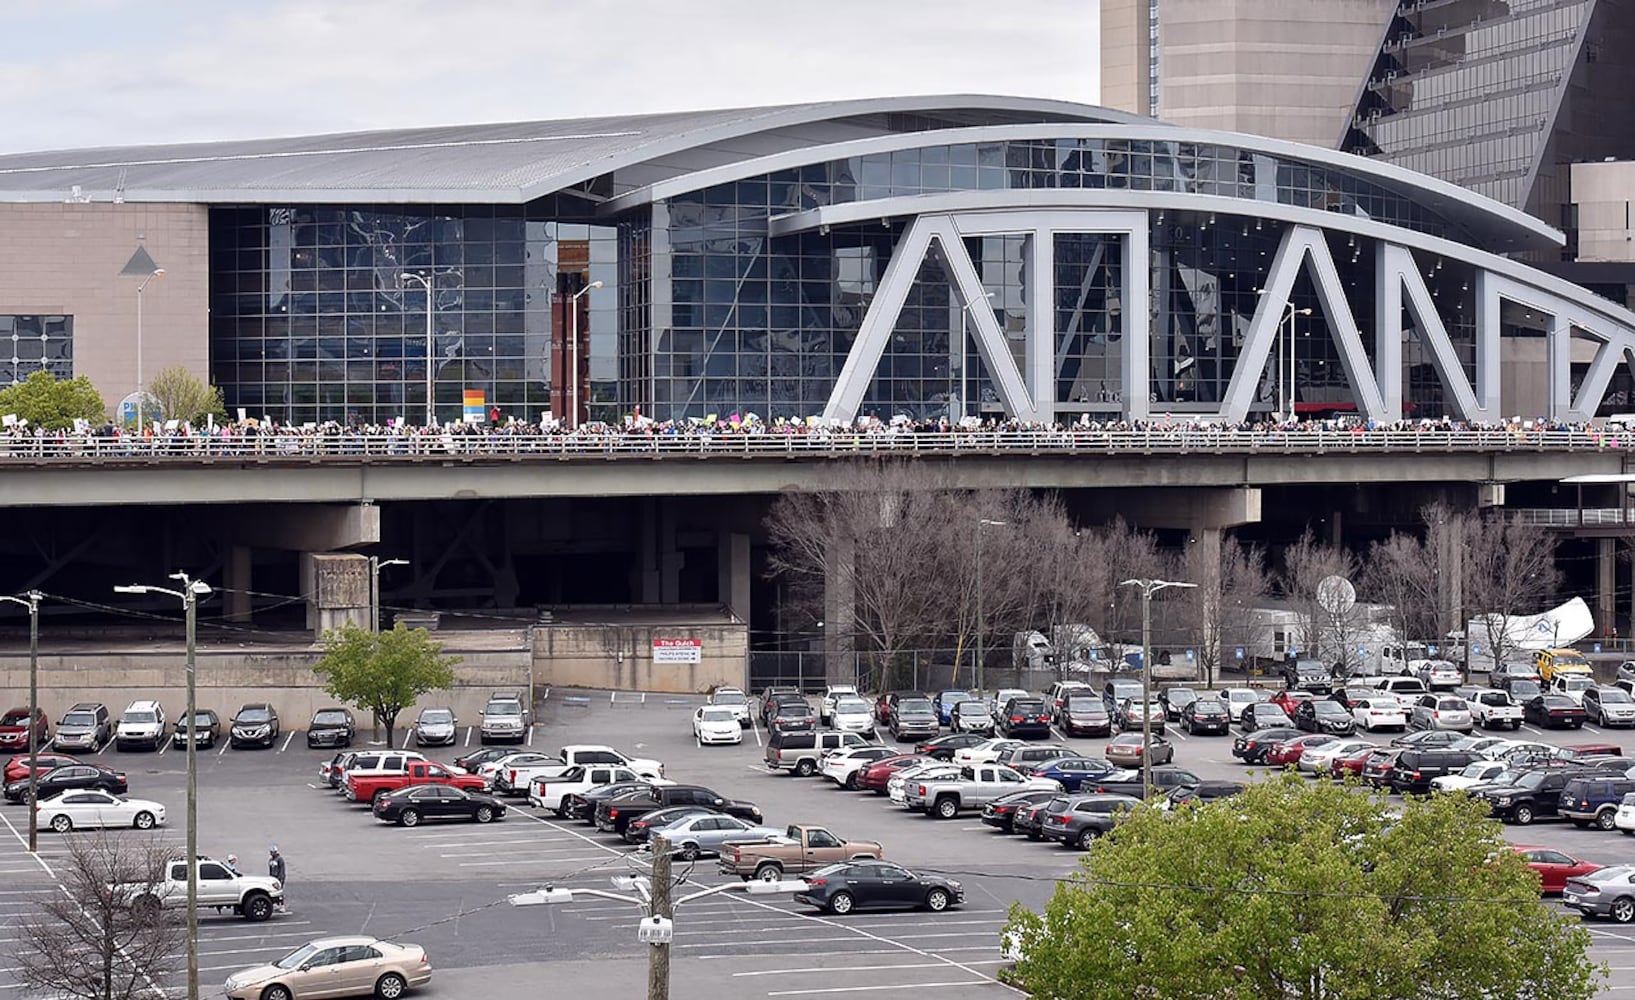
[1298,738,1377,775]
[1430,759,1509,793]
[953,738,1025,768]
[1350,697,1407,732]
[820,747,892,789]
[693,706,743,745]
[37,789,165,832]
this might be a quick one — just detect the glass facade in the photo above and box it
[209,207,617,425]
[0,314,72,385]
[629,136,1480,421]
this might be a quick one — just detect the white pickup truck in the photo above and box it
[122,856,285,922]
[904,765,1062,819]
[1466,687,1525,730]
[527,764,648,815]
[495,744,665,795]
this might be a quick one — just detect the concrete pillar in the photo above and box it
[660,504,684,605]
[301,552,371,637]
[1329,510,1343,547]
[717,531,751,624]
[824,534,856,685]
[1600,537,1617,639]
[1435,521,1464,641]
[1187,527,1223,684]
[224,545,252,623]
[640,498,661,603]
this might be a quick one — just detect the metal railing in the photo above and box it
[0,426,1627,464]
[1512,507,1635,527]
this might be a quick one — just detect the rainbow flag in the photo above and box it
[462,389,486,424]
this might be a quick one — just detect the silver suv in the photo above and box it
[479,692,529,744]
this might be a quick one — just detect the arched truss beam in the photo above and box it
[821,209,1149,424]
[1219,225,1386,423]
[1477,272,1635,421]
[1375,243,1495,422]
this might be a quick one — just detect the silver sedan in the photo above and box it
[648,814,783,860]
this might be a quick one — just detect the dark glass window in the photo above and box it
[0,314,73,386]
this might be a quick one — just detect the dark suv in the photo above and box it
[888,696,940,741]
[229,703,280,749]
[1389,748,1480,795]
[768,698,817,735]
[1475,768,1602,825]
[998,697,1052,739]
[1560,774,1635,830]
[1283,659,1335,694]
[1057,694,1113,737]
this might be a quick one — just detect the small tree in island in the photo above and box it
[313,623,460,748]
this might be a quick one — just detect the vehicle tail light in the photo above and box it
[509,769,519,783]
[807,878,828,888]
[1582,799,1591,809]
[916,784,927,795]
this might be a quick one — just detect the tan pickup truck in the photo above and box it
[717,824,884,882]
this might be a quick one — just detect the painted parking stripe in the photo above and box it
[765,982,994,995]
[464,727,474,747]
[735,962,966,978]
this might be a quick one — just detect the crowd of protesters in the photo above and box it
[0,409,1620,458]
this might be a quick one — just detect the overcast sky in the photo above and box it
[0,0,1100,153]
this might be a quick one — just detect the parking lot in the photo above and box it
[1,688,1635,998]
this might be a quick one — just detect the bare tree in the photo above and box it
[766,462,952,691]
[1361,530,1442,652]
[1187,536,1271,688]
[16,833,182,1000]
[1462,512,1561,672]
[1282,530,1370,677]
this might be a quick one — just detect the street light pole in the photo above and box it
[399,272,439,428]
[115,573,211,1000]
[1282,303,1312,423]
[956,292,995,421]
[369,558,409,634]
[975,518,1007,693]
[1119,578,1196,795]
[648,836,674,1000]
[133,267,164,425]
[0,592,42,852]
[568,280,604,429]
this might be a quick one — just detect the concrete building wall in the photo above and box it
[1100,0,1152,116]
[1103,0,1392,148]
[0,202,210,413]
[1573,161,1635,263]
[533,623,747,694]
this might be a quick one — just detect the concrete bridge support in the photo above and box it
[824,534,856,685]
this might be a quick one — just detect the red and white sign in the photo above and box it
[652,638,702,664]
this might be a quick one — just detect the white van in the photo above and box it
[115,699,169,751]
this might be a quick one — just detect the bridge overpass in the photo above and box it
[0,427,1626,507]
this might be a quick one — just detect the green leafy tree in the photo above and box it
[1004,775,1601,1000]
[146,366,227,425]
[0,370,107,430]
[313,623,460,748]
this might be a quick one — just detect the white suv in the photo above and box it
[115,700,168,751]
[820,685,859,725]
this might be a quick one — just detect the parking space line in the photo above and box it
[279,732,295,753]
[157,740,169,756]
[464,727,474,747]
[767,982,993,996]
[457,855,610,868]
[96,741,109,756]
[218,740,230,756]
[526,725,535,747]
[734,962,955,978]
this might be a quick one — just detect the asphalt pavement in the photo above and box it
[0,691,1631,998]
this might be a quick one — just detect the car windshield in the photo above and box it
[780,703,814,716]
[62,712,96,726]
[712,692,747,705]
[1168,689,1197,704]
[420,710,454,724]
[122,711,156,724]
[1065,698,1103,713]
[1514,772,1548,790]
[957,700,991,714]
[1313,702,1345,716]
[1112,683,1141,699]
[236,709,271,723]
[180,713,212,727]
[1604,689,1634,704]
[313,711,348,724]
[0,712,30,726]
[486,701,523,716]
[1193,700,1226,712]
[899,699,934,713]
[700,708,736,722]
[275,944,320,970]
[940,691,970,702]
[1509,681,1541,698]
[1459,762,1493,778]
[835,701,869,715]
[1561,677,1592,692]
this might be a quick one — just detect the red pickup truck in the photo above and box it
[344,760,487,803]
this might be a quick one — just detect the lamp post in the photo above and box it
[369,558,409,634]
[1119,578,1196,794]
[0,592,42,852]
[114,573,211,1000]
[568,280,604,429]
[975,518,1008,693]
[1254,289,1311,422]
[957,292,996,421]
[399,272,440,428]
[132,267,164,425]
[508,836,803,1000]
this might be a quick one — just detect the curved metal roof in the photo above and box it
[0,95,1137,205]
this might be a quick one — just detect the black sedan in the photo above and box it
[372,785,506,826]
[1524,694,1588,729]
[1159,687,1198,722]
[565,781,650,823]
[452,747,513,775]
[4,763,128,803]
[1057,697,1113,737]
[794,861,963,915]
[1181,698,1233,735]
[914,733,987,761]
[1232,726,1302,764]
[979,789,1060,834]
[1240,703,1294,733]
[623,805,721,844]
[1390,730,1468,750]
[1293,699,1356,736]
[1166,780,1246,809]
[306,707,356,749]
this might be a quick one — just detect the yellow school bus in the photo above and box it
[1535,648,1594,681]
